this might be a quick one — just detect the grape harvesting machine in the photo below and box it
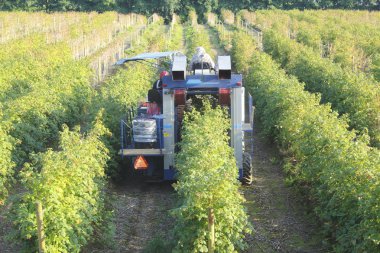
[117,51,254,184]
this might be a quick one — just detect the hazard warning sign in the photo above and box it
[134,155,149,170]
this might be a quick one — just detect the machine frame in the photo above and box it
[119,52,254,182]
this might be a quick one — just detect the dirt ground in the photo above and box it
[87,177,176,253]
[0,201,22,253]
[242,126,327,253]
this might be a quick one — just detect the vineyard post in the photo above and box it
[102,60,106,81]
[58,16,61,33]
[36,201,46,253]
[98,58,102,83]
[137,29,141,44]
[208,208,215,253]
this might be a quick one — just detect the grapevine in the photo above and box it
[174,103,251,252]
[232,32,380,252]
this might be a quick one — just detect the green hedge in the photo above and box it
[8,18,168,251]
[263,29,380,147]
[0,116,15,203]
[14,117,109,252]
[0,36,94,203]
[173,103,251,252]
[184,24,214,60]
[232,32,380,252]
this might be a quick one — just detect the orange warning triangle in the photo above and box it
[134,155,149,170]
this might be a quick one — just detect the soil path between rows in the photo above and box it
[86,177,176,253]
[242,122,325,253]
[0,199,22,253]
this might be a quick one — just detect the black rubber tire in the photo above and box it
[242,152,253,185]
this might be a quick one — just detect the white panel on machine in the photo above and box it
[162,89,175,170]
[218,56,232,80]
[241,87,245,123]
[172,55,187,81]
[231,87,243,170]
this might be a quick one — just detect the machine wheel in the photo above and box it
[242,152,253,185]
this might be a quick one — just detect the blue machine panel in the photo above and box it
[162,74,243,89]
[164,168,177,180]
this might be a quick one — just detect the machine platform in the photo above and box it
[119,149,165,156]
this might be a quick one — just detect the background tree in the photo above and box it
[0,1,379,25]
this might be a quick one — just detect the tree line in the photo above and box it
[1,0,379,18]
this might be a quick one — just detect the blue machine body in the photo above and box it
[161,74,242,89]
[118,53,254,182]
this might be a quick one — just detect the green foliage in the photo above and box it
[291,10,380,80]
[3,16,168,252]
[0,111,15,203]
[143,236,174,253]
[13,115,110,252]
[232,35,380,252]
[0,36,72,101]
[187,8,197,24]
[0,0,116,12]
[1,0,379,18]
[210,21,234,52]
[124,18,165,55]
[263,29,380,147]
[242,10,380,80]
[182,12,216,60]
[220,8,234,24]
[373,53,380,81]
[231,31,256,75]
[1,12,167,252]
[167,22,184,51]
[173,103,251,252]
[184,24,214,60]
[0,35,94,204]
[1,44,94,164]
[0,13,162,250]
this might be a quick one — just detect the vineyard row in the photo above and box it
[231,30,380,252]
